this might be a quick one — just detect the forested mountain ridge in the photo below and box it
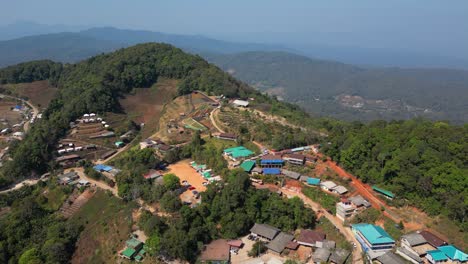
[0,43,263,186]
[322,119,468,229]
[206,51,468,123]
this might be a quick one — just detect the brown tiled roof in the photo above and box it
[262,154,283,160]
[158,144,171,151]
[286,241,299,250]
[419,231,447,248]
[297,229,326,245]
[227,240,243,248]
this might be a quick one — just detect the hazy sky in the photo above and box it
[3,0,468,58]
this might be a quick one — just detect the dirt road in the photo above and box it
[323,158,402,223]
[281,188,364,264]
[67,167,118,196]
[210,107,225,133]
[0,93,39,132]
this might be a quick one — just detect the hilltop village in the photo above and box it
[1,88,465,264]
[0,44,465,264]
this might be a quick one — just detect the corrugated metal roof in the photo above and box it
[250,223,280,240]
[372,186,395,198]
[438,245,468,261]
[427,250,449,262]
[352,224,395,245]
[306,177,321,185]
[241,160,256,172]
[263,168,281,175]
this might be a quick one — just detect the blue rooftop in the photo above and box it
[306,177,321,185]
[427,250,449,262]
[93,164,113,172]
[263,168,281,175]
[352,224,395,245]
[438,245,468,262]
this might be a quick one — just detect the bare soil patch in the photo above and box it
[120,78,178,138]
[3,80,58,109]
[167,159,207,192]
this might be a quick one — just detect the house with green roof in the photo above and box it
[351,223,395,259]
[427,245,468,263]
[119,237,145,261]
[372,186,395,199]
[223,146,254,160]
[240,160,256,173]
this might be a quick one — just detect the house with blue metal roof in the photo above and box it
[426,250,449,263]
[261,154,284,168]
[263,168,281,175]
[351,223,395,260]
[93,164,113,172]
[306,177,321,186]
[427,245,468,263]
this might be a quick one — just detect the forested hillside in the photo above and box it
[0,43,259,186]
[206,51,468,123]
[322,119,468,229]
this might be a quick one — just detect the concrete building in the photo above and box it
[352,223,395,260]
[400,232,434,257]
[336,199,354,221]
[283,153,306,165]
[261,154,284,168]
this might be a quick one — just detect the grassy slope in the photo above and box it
[120,78,179,138]
[2,80,58,108]
[69,191,137,264]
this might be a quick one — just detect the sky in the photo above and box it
[2,0,468,59]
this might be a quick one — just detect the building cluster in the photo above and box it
[190,161,222,183]
[139,138,172,155]
[57,171,89,187]
[352,223,467,264]
[335,196,371,221]
[247,223,350,264]
[119,237,146,262]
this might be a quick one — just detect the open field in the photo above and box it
[167,159,207,192]
[2,80,58,109]
[120,78,178,138]
[0,99,23,129]
[70,190,137,264]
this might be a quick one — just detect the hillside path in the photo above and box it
[0,93,39,132]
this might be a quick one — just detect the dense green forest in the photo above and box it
[322,119,468,229]
[206,51,468,123]
[0,184,82,263]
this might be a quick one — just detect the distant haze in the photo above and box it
[1,0,468,68]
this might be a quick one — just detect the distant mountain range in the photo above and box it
[205,51,468,123]
[0,26,467,123]
[0,27,290,67]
